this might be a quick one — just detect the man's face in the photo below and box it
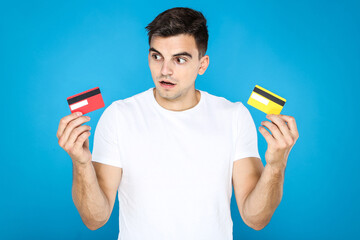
[148,34,209,101]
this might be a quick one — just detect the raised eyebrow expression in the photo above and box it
[149,48,193,59]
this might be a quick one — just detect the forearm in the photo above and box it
[72,160,110,230]
[243,164,285,230]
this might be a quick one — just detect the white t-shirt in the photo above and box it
[92,87,260,240]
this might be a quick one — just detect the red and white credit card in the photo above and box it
[67,87,105,115]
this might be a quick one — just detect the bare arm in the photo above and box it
[72,161,108,230]
[57,112,122,230]
[72,161,122,230]
[233,158,284,231]
[233,114,299,230]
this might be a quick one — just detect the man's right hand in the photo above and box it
[57,112,92,165]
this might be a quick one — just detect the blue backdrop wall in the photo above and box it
[1,0,359,239]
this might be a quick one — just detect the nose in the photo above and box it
[160,60,173,76]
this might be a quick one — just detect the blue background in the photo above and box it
[1,0,359,239]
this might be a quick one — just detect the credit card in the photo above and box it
[247,85,286,114]
[67,87,105,115]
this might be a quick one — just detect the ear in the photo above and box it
[198,55,210,75]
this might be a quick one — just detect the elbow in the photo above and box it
[77,204,111,231]
[87,225,100,231]
[241,202,277,231]
[87,225,102,231]
[84,219,107,231]
[82,212,110,231]
[244,217,271,231]
[251,223,267,231]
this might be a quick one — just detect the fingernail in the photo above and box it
[77,112,82,116]
[86,116,90,120]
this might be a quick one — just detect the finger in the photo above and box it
[66,125,91,147]
[259,125,276,145]
[57,112,83,139]
[278,114,299,139]
[84,137,89,149]
[261,121,284,142]
[73,131,91,153]
[58,115,90,147]
[266,114,292,141]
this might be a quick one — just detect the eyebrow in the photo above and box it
[149,47,193,59]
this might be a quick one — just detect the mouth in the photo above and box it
[159,80,176,89]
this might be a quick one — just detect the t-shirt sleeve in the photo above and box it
[233,102,261,162]
[92,102,122,168]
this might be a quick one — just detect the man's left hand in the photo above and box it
[259,114,299,171]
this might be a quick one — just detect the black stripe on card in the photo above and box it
[67,88,101,105]
[253,87,285,106]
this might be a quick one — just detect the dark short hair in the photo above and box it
[145,7,209,59]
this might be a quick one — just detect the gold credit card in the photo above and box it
[247,85,286,114]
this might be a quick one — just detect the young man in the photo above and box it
[57,7,299,240]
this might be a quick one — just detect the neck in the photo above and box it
[153,87,200,112]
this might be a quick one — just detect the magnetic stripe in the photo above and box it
[67,88,101,105]
[253,87,285,106]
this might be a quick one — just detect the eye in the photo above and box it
[152,54,162,61]
[176,57,187,64]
